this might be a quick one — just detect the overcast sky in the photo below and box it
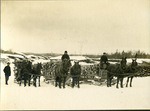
[1,0,150,54]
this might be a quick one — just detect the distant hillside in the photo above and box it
[1,49,150,59]
[23,52,61,57]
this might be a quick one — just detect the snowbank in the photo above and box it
[127,58,150,64]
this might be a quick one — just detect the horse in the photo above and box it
[107,57,127,88]
[26,61,32,86]
[18,60,32,87]
[32,62,43,87]
[106,63,117,87]
[126,58,138,87]
[70,61,81,88]
[55,59,71,88]
[14,61,22,82]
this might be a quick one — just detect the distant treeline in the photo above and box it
[83,50,150,59]
[1,49,150,59]
[24,52,62,57]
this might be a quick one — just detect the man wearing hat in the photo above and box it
[3,62,11,85]
[100,52,108,69]
[61,51,70,61]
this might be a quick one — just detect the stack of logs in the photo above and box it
[42,61,100,80]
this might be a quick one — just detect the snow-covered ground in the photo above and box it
[1,53,150,110]
[1,58,150,110]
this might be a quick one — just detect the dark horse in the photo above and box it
[18,60,32,87]
[55,59,71,88]
[107,57,127,88]
[19,65,29,87]
[126,58,138,87]
[70,61,81,88]
[32,63,43,87]
[26,61,32,86]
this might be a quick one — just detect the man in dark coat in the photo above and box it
[61,51,70,61]
[3,62,11,85]
[100,52,108,69]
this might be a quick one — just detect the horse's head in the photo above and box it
[120,57,127,70]
[62,59,71,72]
[74,60,79,66]
[37,62,42,69]
[28,61,32,65]
[32,63,42,74]
[72,61,81,75]
[131,58,138,69]
[73,61,81,69]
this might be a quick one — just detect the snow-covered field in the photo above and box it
[0,53,150,110]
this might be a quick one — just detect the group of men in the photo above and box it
[3,50,108,86]
[61,50,108,64]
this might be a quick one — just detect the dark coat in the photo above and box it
[3,65,11,76]
[61,54,70,60]
[100,55,108,63]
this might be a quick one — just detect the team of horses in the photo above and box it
[14,60,43,87]
[55,59,81,88]
[14,57,138,89]
[106,57,138,88]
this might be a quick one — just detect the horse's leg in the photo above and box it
[38,76,40,87]
[107,73,110,87]
[72,77,75,88]
[63,77,66,88]
[107,77,110,87]
[77,77,80,88]
[55,77,58,87]
[24,79,26,87]
[120,77,123,88]
[126,77,129,87]
[35,77,37,87]
[76,77,78,85]
[19,79,21,86]
[130,76,133,87]
[110,76,113,87]
[28,75,31,86]
[59,77,61,88]
[75,78,77,85]
[28,79,30,86]
[33,76,37,87]
[116,77,119,88]
[33,76,35,86]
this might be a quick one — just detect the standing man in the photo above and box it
[3,62,11,85]
[61,51,70,61]
[100,52,108,69]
